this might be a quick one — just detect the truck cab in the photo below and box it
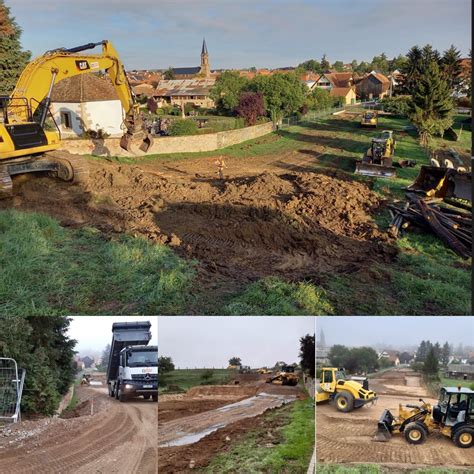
[107,322,158,402]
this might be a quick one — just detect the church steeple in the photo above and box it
[200,38,210,77]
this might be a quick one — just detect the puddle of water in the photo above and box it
[159,423,226,447]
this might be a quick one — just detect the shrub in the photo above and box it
[381,95,411,116]
[169,119,198,136]
[235,91,266,126]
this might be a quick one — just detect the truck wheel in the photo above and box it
[143,394,151,400]
[152,395,158,402]
[453,427,473,448]
[114,385,119,400]
[334,392,354,412]
[404,422,428,445]
[108,385,114,398]
[118,386,127,403]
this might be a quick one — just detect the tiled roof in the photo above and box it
[447,364,474,374]
[330,86,354,97]
[154,78,216,97]
[51,74,119,102]
[172,67,201,75]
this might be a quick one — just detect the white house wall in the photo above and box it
[50,100,124,138]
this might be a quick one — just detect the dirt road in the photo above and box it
[0,384,157,474]
[0,119,396,297]
[317,368,474,470]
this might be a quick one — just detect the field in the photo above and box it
[158,371,314,473]
[160,368,235,392]
[0,111,470,315]
[316,368,474,472]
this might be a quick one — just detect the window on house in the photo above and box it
[60,111,72,129]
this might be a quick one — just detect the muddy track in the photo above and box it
[0,387,157,473]
[317,368,474,469]
[1,143,396,294]
[158,392,297,447]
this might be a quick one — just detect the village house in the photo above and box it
[355,71,391,100]
[378,350,400,366]
[311,72,357,104]
[153,78,216,109]
[50,74,124,138]
[445,363,474,381]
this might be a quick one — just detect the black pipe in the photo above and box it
[63,41,106,54]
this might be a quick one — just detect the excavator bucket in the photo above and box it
[355,162,396,178]
[407,166,472,202]
[120,132,154,154]
[374,409,394,442]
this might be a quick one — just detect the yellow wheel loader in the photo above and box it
[266,365,299,386]
[375,386,474,448]
[0,40,153,198]
[360,111,378,128]
[355,130,396,178]
[316,367,377,412]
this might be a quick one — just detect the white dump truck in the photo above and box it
[106,321,158,402]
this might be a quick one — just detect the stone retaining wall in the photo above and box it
[59,121,274,157]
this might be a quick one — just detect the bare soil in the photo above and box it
[0,384,157,473]
[0,139,396,298]
[158,377,306,472]
[316,368,474,470]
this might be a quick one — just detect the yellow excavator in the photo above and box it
[0,40,153,197]
[355,130,396,178]
[316,367,377,412]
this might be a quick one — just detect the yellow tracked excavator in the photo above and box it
[0,40,153,198]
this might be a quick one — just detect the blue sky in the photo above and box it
[8,0,471,70]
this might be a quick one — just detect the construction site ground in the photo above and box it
[158,373,310,472]
[0,374,157,474]
[1,113,470,315]
[316,368,474,471]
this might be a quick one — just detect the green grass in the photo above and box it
[159,368,234,392]
[439,376,474,390]
[223,277,335,315]
[60,386,79,415]
[431,114,472,156]
[203,399,315,473]
[0,209,194,315]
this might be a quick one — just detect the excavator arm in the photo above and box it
[9,40,152,152]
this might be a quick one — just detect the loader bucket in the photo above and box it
[374,409,394,442]
[355,162,396,178]
[407,166,471,202]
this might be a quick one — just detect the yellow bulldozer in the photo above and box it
[266,365,299,386]
[360,111,378,128]
[355,130,396,178]
[0,40,153,198]
[375,386,474,448]
[316,367,377,412]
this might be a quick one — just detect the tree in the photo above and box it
[332,61,344,72]
[401,45,423,94]
[370,53,389,74]
[163,67,174,80]
[441,45,463,92]
[0,316,76,415]
[351,347,379,374]
[328,345,350,368]
[408,59,454,146]
[350,59,358,72]
[298,59,322,73]
[308,87,333,111]
[169,118,198,136]
[0,0,31,95]
[98,344,111,371]
[228,357,242,366]
[389,54,408,73]
[210,71,249,113]
[158,356,175,375]
[416,340,430,362]
[248,72,306,121]
[423,346,439,376]
[441,342,451,366]
[235,91,265,126]
[320,54,330,72]
[299,333,315,376]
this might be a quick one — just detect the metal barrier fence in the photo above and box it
[0,358,26,423]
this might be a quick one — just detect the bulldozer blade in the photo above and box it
[374,409,394,442]
[355,162,396,178]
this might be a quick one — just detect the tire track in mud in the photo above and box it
[0,388,157,474]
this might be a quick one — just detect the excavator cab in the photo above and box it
[355,130,397,178]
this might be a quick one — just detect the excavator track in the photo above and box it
[0,151,90,198]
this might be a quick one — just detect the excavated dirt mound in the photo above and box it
[1,156,396,288]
